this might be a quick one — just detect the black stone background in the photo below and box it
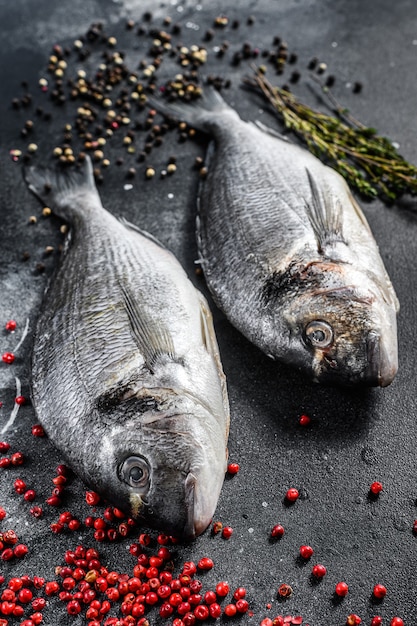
[1,0,417,624]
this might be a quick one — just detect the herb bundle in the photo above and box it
[245,69,417,202]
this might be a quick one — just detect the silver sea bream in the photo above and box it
[24,157,230,540]
[154,89,399,386]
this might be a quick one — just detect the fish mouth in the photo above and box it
[314,328,398,387]
[138,472,217,542]
[182,471,215,541]
[365,330,398,387]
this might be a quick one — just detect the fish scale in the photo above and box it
[24,156,230,540]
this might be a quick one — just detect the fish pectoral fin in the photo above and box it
[198,294,230,435]
[252,120,292,142]
[198,293,220,360]
[304,168,346,254]
[118,217,168,250]
[121,284,175,373]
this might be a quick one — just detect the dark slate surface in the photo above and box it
[1,0,417,624]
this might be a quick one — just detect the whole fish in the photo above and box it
[153,90,399,386]
[24,157,230,540]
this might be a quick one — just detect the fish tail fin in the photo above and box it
[149,87,238,133]
[23,155,101,220]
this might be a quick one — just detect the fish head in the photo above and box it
[96,392,227,540]
[278,262,398,386]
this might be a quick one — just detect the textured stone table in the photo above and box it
[1,1,417,624]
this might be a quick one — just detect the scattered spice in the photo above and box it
[1,352,15,364]
[369,481,383,495]
[31,424,45,437]
[372,584,387,599]
[270,524,285,539]
[311,564,327,579]
[221,525,233,539]
[298,414,311,427]
[299,545,313,559]
[335,581,349,597]
[212,521,223,535]
[285,488,299,503]
[224,603,237,616]
[277,583,293,598]
[227,462,240,475]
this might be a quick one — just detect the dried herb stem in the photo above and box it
[245,69,417,202]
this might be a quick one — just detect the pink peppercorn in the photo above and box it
[335,582,349,597]
[194,604,209,620]
[215,581,229,597]
[370,482,383,495]
[285,488,299,502]
[204,590,217,605]
[67,599,82,615]
[222,526,233,539]
[299,545,314,559]
[45,581,60,596]
[14,479,27,494]
[224,604,237,617]
[11,452,24,465]
[209,603,222,618]
[236,599,249,613]
[312,564,327,578]
[31,424,45,437]
[24,490,36,502]
[233,587,246,600]
[85,491,101,506]
[227,462,240,475]
[32,598,46,611]
[270,524,285,538]
[13,544,29,558]
[373,584,387,599]
[18,588,33,603]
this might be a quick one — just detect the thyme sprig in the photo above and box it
[244,69,417,202]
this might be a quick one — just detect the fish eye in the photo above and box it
[304,320,333,349]
[119,456,150,489]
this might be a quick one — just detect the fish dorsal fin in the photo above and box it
[121,284,175,374]
[198,293,230,431]
[304,168,346,254]
[118,217,167,250]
